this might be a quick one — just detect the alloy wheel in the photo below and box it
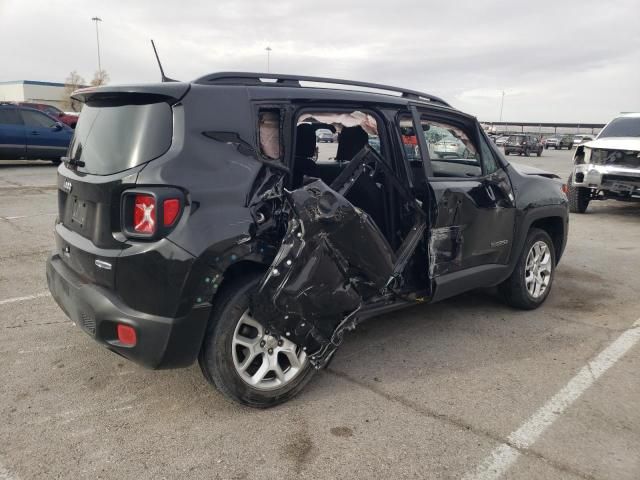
[231,310,307,391]
[524,240,552,298]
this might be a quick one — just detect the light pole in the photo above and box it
[499,90,505,124]
[91,17,103,72]
[265,46,272,73]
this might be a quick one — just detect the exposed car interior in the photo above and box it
[286,109,429,294]
[398,116,482,178]
[291,110,392,237]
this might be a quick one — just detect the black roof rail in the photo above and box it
[193,72,451,108]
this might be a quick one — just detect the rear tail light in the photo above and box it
[133,194,156,234]
[163,198,180,227]
[117,324,137,346]
[561,183,569,195]
[122,188,184,239]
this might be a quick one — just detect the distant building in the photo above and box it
[481,121,604,136]
[0,80,68,110]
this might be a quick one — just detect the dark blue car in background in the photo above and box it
[0,103,73,164]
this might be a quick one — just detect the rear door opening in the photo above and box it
[251,141,427,367]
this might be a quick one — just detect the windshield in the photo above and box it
[599,117,640,138]
[69,101,173,175]
[508,135,525,142]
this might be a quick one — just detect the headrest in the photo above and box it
[295,124,317,157]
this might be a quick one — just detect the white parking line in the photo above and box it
[464,318,640,480]
[0,292,50,305]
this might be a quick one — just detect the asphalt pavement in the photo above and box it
[0,149,638,479]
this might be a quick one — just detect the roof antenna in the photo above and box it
[150,39,177,82]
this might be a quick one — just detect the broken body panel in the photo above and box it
[251,147,426,366]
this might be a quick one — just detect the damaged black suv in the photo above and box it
[46,73,569,407]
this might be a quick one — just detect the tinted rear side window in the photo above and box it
[70,101,173,175]
[0,108,22,125]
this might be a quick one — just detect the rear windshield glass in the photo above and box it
[70,101,173,175]
[507,135,525,142]
[599,117,640,138]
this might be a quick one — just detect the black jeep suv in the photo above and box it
[47,73,569,407]
[504,134,544,157]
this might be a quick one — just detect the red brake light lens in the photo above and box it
[163,198,180,227]
[117,324,137,346]
[133,194,156,234]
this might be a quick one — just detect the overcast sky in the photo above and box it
[1,0,638,122]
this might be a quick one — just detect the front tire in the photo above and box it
[568,175,590,213]
[199,274,315,408]
[500,228,556,310]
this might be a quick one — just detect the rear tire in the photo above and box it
[51,159,62,166]
[500,228,556,310]
[536,148,542,157]
[568,175,590,213]
[198,274,315,408]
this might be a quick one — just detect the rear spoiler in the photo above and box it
[71,82,190,104]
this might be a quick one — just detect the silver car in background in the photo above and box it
[316,128,335,143]
[572,135,594,146]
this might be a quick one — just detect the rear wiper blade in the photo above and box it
[62,156,85,168]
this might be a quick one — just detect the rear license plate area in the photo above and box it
[71,196,87,227]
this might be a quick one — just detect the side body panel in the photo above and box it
[0,107,26,159]
[428,167,516,277]
[20,109,72,159]
[506,163,569,264]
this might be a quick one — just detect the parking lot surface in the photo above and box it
[1,150,638,479]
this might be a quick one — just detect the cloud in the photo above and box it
[0,0,638,122]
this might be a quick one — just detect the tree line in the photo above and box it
[61,69,110,112]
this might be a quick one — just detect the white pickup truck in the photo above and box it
[568,113,640,213]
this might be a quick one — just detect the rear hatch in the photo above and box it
[56,84,189,287]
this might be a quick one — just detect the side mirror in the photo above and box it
[52,122,63,131]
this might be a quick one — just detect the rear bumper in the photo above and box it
[46,253,211,369]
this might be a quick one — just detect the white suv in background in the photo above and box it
[568,113,640,212]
